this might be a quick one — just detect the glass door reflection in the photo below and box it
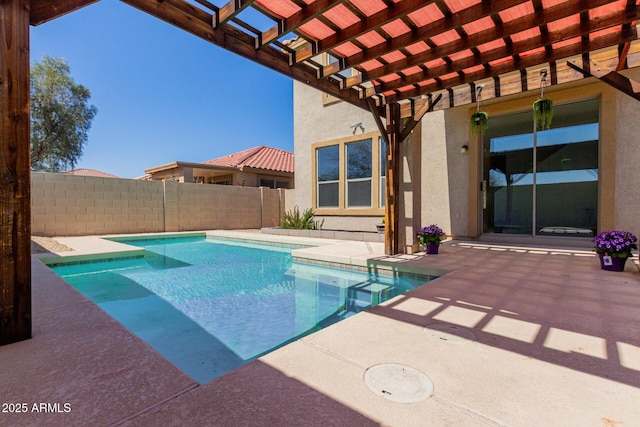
[482,99,599,238]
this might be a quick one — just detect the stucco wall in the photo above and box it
[175,182,262,230]
[294,82,383,232]
[459,78,637,238]
[399,130,420,246]
[293,82,400,232]
[615,68,640,237]
[31,173,284,236]
[261,188,285,227]
[283,188,296,214]
[420,109,469,238]
[294,75,640,243]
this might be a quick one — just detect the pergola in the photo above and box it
[2,0,639,344]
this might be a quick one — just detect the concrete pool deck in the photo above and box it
[2,231,640,426]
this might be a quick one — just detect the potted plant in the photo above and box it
[470,111,489,136]
[417,224,446,254]
[593,230,638,271]
[533,98,553,130]
[376,217,385,234]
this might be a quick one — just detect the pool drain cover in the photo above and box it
[424,323,477,344]
[364,364,433,403]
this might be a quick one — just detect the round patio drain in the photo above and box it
[424,323,477,344]
[364,363,433,404]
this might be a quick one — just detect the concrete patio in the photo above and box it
[2,233,639,426]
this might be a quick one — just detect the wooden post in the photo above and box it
[370,98,437,255]
[384,102,400,255]
[0,0,32,345]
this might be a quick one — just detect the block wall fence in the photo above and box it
[31,172,288,236]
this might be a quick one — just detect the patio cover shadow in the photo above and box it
[366,244,640,388]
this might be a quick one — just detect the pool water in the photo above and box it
[51,237,430,383]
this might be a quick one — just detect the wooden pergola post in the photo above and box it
[369,98,437,256]
[384,102,400,255]
[1,0,32,345]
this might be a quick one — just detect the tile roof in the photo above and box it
[202,146,294,173]
[63,168,119,178]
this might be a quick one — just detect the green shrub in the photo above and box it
[281,206,324,230]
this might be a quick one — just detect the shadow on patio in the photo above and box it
[367,241,640,388]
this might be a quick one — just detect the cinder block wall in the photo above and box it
[260,188,284,227]
[283,188,295,214]
[176,182,262,231]
[31,173,286,236]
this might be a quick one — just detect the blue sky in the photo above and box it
[30,1,294,178]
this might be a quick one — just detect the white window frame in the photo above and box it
[316,145,340,208]
[345,139,373,208]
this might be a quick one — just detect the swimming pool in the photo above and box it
[50,236,433,383]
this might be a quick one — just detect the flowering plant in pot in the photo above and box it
[417,224,446,254]
[593,230,638,271]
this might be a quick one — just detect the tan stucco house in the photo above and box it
[293,48,640,249]
[143,145,294,188]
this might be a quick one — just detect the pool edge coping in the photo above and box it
[38,230,450,279]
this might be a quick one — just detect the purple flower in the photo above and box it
[593,230,638,257]
[417,224,446,245]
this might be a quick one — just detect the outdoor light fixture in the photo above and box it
[350,121,365,134]
[460,145,469,154]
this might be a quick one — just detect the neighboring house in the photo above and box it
[143,145,294,189]
[63,168,119,178]
[293,42,640,248]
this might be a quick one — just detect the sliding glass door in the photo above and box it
[482,98,599,238]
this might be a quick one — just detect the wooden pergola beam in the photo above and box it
[567,59,640,102]
[367,98,388,145]
[256,0,342,49]
[120,0,369,111]
[322,0,531,79]
[617,41,632,71]
[368,95,441,255]
[30,0,100,25]
[399,94,442,143]
[354,4,638,93]
[1,0,31,345]
[380,25,639,104]
[293,0,432,64]
[214,0,256,28]
[323,0,619,80]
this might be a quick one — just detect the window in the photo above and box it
[482,98,599,237]
[313,132,384,215]
[346,140,372,207]
[261,179,290,189]
[317,145,340,208]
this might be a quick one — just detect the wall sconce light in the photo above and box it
[350,121,365,134]
[460,144,469,154]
